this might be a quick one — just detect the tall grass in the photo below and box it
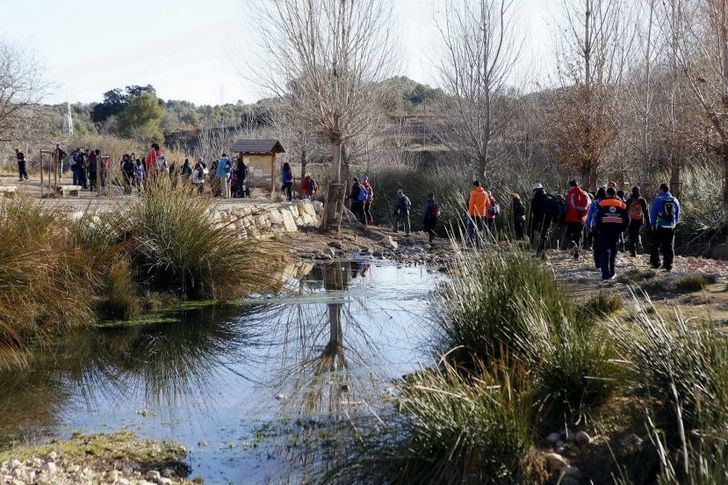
[126,177,275,299]
[0,197,96,368]
[328,359,536,484]
[437,249,575,363]
[612,302,728,434]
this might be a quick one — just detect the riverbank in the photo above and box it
[0,433,193,485]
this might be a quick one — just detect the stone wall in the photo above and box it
[214,200,324,239]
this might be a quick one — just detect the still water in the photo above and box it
[0,261,439,483]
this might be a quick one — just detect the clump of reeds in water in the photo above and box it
[126,176,276,300]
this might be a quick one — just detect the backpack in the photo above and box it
[628,199,643,221]
[658,196,676,224]
[156,154,167,170]
[487,195,501,216]
[429,203,440,218]
[358,186,369,202]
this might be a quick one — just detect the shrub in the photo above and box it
[436,250,575,363]
[329,360,534,484]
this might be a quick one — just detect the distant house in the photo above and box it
[231,139,286,196]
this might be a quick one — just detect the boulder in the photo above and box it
[574,431,592,446]
[543,452,569,473]
[546,432,561,445]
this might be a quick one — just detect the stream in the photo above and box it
[0,260,440,483]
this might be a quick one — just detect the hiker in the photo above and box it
[650,183,681,272]
[554,193,567,248]
[349,177,365,223]
[484,187,500,235]
[362,177,374,225]
[15,149,28,181]
[145,143,164,176]
[595,187,629,281]
[587,186,607,269]
[68,149,79,185]
[88,149,99,191]
[616,189,627,251]
[233,157,248,198]
[511,193,526,240]
[121,154,135,194]
[77,150,88,189]
[281,162,293,201]
[625,186,650,257]
[423,192,440,243]
[529,183,557,255]
[181,159,192,181]
[467,180,490,243]
[393,189,412,236]
[300,173,318,200]
[216,153,232,198]
[54,143,67,181]
[134,159,145,193]
[192,160,205,194]
[564,179,591,260]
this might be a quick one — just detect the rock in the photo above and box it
[546,432,561,444]
[563,466,583,478]
[275,393,287,401]
[117,479,131,485]
[559,477,580,485]
[621,433,643,449]
[106,469,121,481]
[158,478,173,485]
[9,460,22,470]
[162,468,175,478]
[328,241,343,250]
[544,452,569,473]
[121,466,134,477]
[145,470,161,481]
[574,430,592,446]
[387,236,399,250]
[41,462,57,474]
[372,251,383,258]
[47,451,58,461]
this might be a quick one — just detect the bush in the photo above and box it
[329,360,534,484]
[98,257,140,320]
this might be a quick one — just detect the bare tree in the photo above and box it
[667,0,728,205]
[259,0,395,230]
[0,42,49,144]
[436,0,522,180]
[550,0,631,189]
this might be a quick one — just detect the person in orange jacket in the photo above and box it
[467,180,490,242]
[564,179,591,260]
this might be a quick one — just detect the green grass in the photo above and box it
[329,360,536,484]
[576,290,623,322]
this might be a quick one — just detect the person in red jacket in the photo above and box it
[145,143,164,175]
[299,173,318,200]
[564,179,591,260]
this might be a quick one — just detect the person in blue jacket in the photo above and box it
[650,183,681,271]
[586,186,607,269]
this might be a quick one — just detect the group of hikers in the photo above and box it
[524,180,681,280]
[347,176,442,243]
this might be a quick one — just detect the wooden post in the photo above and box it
[39,150,44,198]
[271,153,276,197]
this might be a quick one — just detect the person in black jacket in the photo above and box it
[624,186,651,257]
[595,187,630,280]
[423,193,440,243]
[529,183,557,255]
[511,193,526,239]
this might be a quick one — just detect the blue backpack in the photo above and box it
[358,186,369,202]
[658,196,676,224]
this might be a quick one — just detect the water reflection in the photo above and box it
[0,261,437,481]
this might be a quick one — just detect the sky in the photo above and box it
[1,0,556,106]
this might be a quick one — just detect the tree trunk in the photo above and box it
[300,146,307,180]
[588,162,598,192]
[723,151,728,207]
[324,139,347,232]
